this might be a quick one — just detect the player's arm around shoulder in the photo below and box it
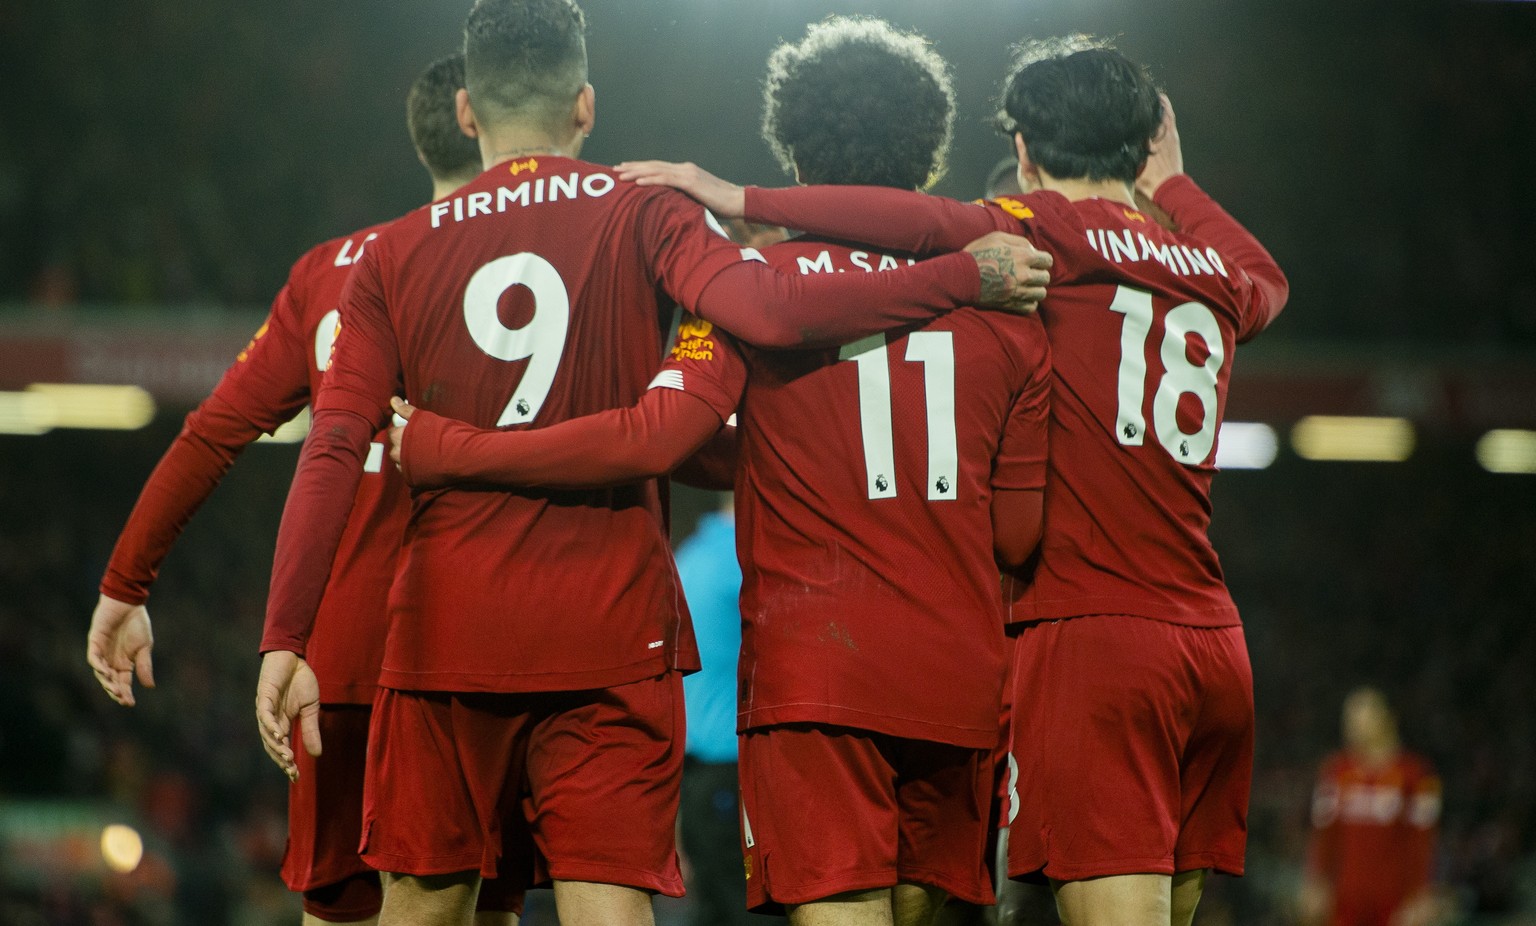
[389,317,747,491]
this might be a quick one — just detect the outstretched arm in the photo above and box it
[636,189,1050,351]
[392,388,728,491]
[394,321,747,491]
[687,235,1047,349]
[619,160,1023,258]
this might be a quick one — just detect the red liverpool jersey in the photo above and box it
[730,238,1051,748]
[262,157,983,694]
[743,177,1287,628]
[1308,751,1441,924]
[101,223,405,704]
[264,157,983,694]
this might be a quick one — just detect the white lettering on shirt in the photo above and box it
[430,172,618,228]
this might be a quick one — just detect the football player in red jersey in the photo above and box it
[618,38,1288,926]
[84,55,524,925]
[1301,688,1444,926]
[252,3,1050,925]
[382,17,1051,926]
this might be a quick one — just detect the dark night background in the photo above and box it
[4,0,1534,346]
[1,1,1534,923]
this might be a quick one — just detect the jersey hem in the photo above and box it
[317,682,378,705]
[378,653,671,694]
[739,704,996,750]
[1009,596,1240,629]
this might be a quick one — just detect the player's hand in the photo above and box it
[388,396,416,469]
[1135,92,1185,201]
[964,232,1053,314]
[86,594,156,707]
[254,650,322,782]
[614,161,746,219]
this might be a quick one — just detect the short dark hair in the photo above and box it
[763,16,955,191]
[997,36,1162,185]
[408,53,482,182]
[463,0,588,136]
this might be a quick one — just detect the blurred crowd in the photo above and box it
[2,1,1535,347]
[0,423,1531,924]
[0,425,296,925]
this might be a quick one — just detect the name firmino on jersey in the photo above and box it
[430,172,617,228]
[1086,228,1230,278]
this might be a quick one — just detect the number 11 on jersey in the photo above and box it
[841,331,958,501]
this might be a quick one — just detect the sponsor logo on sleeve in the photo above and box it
[236,320,271,363]
[669,315,717,363]
[992,197,1035,220]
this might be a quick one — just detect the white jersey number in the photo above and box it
[314,309,341,373]
[1109,285,1224,465]
[463,254,571,426]
[311,309,385,472]
[841,331,958,501]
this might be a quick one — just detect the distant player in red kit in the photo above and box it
[85,56,526,924]
[619,36,1288,926]
[383,17,1051,926]
[1301,688,1444,926]
[252,1,1048,924]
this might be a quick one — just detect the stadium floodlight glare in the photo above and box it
[1215,421,1278,470]
[0,390,56,435]
[25,383,156,431]
[1291,415,1415,463]
[258,407,311,444]
[1476,429,1536,474]
[100,824,144,874]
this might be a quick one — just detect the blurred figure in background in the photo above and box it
[721,217,788,253]
[983,156,1022,200]
[674,496,782,926]
[1300,687,1446,926]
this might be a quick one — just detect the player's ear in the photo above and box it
[574,84,596,139]
[456,88,479,139]
[1014,133,1040,190]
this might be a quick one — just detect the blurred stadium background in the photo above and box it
[2,0,1534,923]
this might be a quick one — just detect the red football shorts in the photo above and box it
[1007,614,1253,882]
[739,724,995,912]
[361,673,685,896]
[281,704,524,921]
[283,705,379,921]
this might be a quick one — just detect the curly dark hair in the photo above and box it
[996,36,1163,185]
[463,0,587,135]
[762,16,955,190]
[407,53,482,182]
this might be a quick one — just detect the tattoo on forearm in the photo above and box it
[976,246,1018,306]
